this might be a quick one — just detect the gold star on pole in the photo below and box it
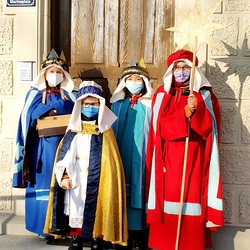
[167,0,226,52]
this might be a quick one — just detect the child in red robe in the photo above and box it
[146,50,224,250]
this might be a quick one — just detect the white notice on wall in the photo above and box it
[18,61,34,82]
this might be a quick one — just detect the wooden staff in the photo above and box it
[175,37,198,250]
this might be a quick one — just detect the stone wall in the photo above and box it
[175,0,250,230]
[0,2,14,213]
[208,0,250,227]
[0,1,38,216]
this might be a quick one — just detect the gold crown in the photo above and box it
[121,58,149,79]
[41,49,68,70]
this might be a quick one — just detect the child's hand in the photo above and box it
[47,109,57,116]
[184,94,198,118]
[61,178,72,189]
[187,94,198,113]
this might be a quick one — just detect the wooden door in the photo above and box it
[52,0,174,94]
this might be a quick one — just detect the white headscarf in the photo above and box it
[163,58,212,94]
[110,74,154,108]
[31,64,76,93]
[68,81,117,133]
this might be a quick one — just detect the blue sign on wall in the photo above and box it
[6,0,35,7]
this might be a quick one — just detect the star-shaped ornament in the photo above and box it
[167,0,226,52]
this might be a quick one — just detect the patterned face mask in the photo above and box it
[173,71,191,83]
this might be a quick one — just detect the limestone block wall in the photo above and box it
[0,0,39,216]
[175,0,250,228]
[208,0,250,227]
[0,1,15,214]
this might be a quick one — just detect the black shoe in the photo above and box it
[91,237,104,250]
[46,236,55,245]
[134,228,149,250]
[102,241,114,249]
[68,236,83,250]
[115,245,130,250]
[115,239,132,250]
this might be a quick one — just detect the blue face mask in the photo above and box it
[125,80,144,94]
[174,71,191,83]
[81,106,99,118]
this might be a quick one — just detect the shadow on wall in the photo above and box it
[78,68,112,108]
[206,40,250,250]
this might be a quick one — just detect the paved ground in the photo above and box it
[0,235,73,250]
[0,235,215,250]
[0,234,217,250]
[1,226,250,250]
[0,235,115,250]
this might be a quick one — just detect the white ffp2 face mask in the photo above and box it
[46,73,64,87]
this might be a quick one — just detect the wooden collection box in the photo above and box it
[36,114,71,137]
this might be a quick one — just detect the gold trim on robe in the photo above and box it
[44,125,128,246]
